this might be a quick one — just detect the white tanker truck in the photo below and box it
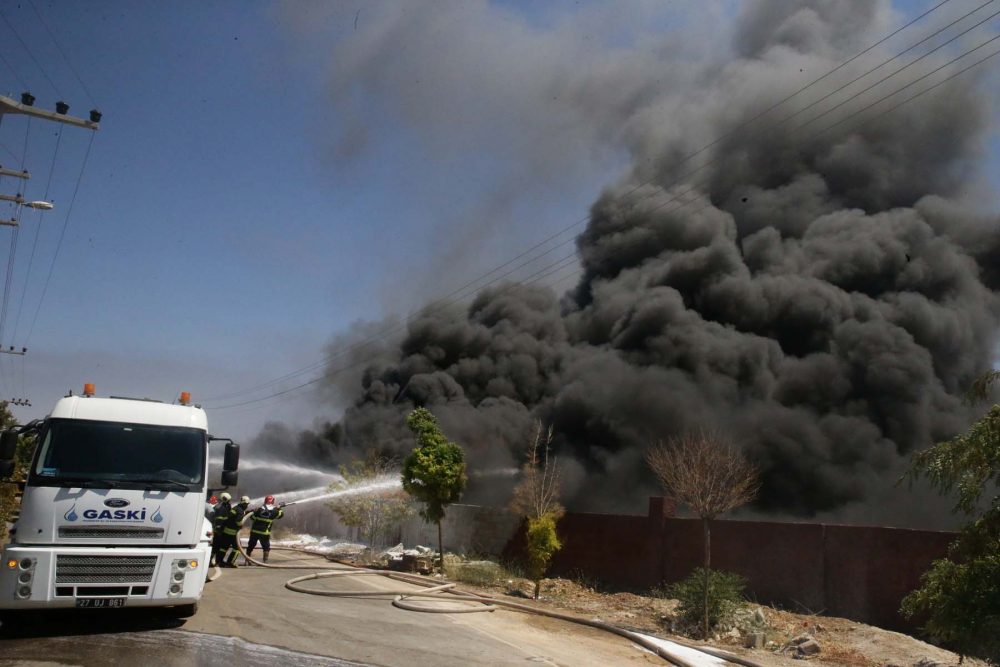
[0,385,240,618]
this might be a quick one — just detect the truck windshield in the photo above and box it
[30,418,205,489]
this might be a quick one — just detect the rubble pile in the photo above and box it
[383,543,436,574]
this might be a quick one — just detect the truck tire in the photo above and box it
[169,603,198,618]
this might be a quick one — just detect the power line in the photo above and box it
[0,139,19,163]
[11,127,62,344]
[783,4,1000,138]
[0,119,30,348]
[25,132,95,345]
[20,116,31,172]
[25,0,97,107]
[206,193,715,412]
[0,226,18,346]
[0,8,63,99]
[200,3,974,405]
[0,51,28,91]
[763,0,997,136]
[206,38,1000,413]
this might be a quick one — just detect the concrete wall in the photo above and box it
[278,500,520,553]
[399,504,521,555]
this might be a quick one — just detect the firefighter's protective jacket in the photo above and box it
[221,504,247,536]
[212,501,231,534]
[250,504,284,536]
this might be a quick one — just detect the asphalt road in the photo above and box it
[0,549,662,666]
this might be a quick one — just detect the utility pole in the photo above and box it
[0,92,100,406]
[0,168,28,229]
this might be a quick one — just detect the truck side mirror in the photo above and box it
[223,442,240,472]
[0,459,13,478]
[221,470,238,486]
[0,430,18,463]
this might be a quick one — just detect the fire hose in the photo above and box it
[225,517,766,667]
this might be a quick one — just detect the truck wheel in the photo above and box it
[170,603,198,618]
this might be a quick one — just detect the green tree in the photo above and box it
[510,420,564,598]
[1,403,37,540]
[401,408,466,572]
[900,372,1000,662]
[327,447,414,553]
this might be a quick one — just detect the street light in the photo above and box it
[24,201,53,210]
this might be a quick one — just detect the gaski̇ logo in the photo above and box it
[81,506,151,521]
[64,504,78,522]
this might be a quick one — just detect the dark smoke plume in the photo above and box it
[256,0,1000,524]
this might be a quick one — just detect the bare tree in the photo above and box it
[510,421,564,522]
[646,430,760,637]
[328,447,414,554]
[510,420,564,598]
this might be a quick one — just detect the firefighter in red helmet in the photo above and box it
[245,495,284,564]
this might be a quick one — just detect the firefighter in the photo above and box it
[245,495,285,565]
[205,494,219,521]
[218,495,250,568]
[211,492,232,566]
[205,494,219,565]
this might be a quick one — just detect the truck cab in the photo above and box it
[0,388,239,617]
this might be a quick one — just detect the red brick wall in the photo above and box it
[503,497,955,632]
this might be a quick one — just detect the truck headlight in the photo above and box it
[13,558,35,597]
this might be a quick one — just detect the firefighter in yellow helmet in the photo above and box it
[218,495,250,568]
[211,492,232,566]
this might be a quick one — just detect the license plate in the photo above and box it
[75,597,126,608]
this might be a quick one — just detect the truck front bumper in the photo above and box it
[0,543,211,610]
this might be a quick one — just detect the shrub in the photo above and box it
[569,567,599,592]
[900,550,1000,663]
[525,515,562,598]
[453,561,503,587]
[668,569,747,632]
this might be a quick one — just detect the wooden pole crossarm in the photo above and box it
[0,94,99,130]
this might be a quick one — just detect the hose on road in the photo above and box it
[228,530,766,667]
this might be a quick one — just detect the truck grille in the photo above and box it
[58,527,164,539]
[55,555,158,584]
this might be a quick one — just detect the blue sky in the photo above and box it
[0,0,997,442]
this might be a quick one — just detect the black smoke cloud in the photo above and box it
[257,0,1000,523]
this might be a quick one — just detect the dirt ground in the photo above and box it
[440,570,988,667]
